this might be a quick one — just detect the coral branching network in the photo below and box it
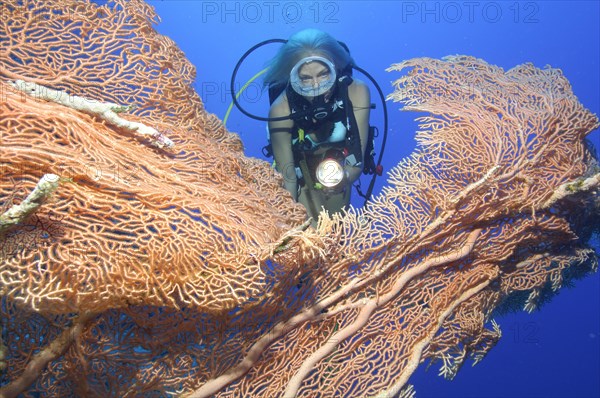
[1,1,598,397]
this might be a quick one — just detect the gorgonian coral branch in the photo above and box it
[10,80,174,149]
[0,174,59,234]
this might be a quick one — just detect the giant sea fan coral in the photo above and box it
[1,1,599,397]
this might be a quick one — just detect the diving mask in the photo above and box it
[290,56,336,97]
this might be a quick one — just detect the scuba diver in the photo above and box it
[263,29,370,223]
[228,28,388,226]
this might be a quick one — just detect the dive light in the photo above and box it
[315,149,348,190]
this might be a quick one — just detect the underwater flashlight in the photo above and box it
[315,150,347,189]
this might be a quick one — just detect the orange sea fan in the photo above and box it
[1,1,599,398]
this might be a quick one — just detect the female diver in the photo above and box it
[263,29,371,225]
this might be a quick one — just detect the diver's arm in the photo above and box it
[268,96,298,200]
[346,80,371,183]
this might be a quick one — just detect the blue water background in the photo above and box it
[146,1,599,397]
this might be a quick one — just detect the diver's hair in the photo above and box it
[262,29,354,88]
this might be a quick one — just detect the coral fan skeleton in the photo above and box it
[1,1,599,397]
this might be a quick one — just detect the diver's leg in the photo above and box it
[322,188,351,214]
[298,185,324,227]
